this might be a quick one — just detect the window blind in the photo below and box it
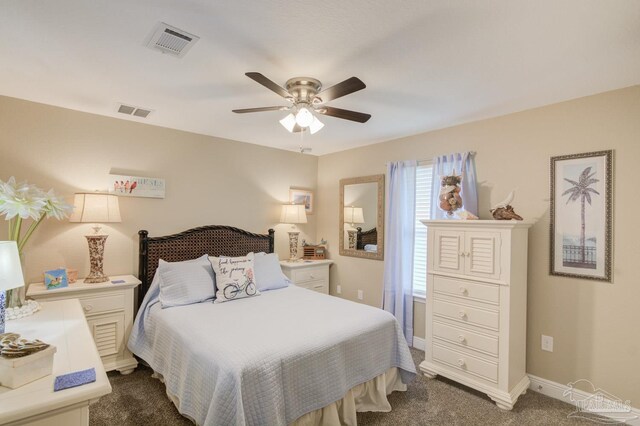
[412,163,433,296]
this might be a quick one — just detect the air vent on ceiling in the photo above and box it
[117,103,153,118]
[146,22,199,58]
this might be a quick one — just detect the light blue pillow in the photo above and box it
[158,255,216,308]
[253,252,289,291]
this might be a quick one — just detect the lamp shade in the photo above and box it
[344,207,365,224]
[0,241,25,291]
[280,204,307,224]
[69,193,121,223]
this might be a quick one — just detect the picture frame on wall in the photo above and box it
[109,174,165,198]
[289,188,314,215]
[550,150,613,282]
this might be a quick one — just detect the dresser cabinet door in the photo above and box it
[464,232,501,280]
[432,230,464,274]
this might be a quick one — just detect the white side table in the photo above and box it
[27,275,140,375]
[0,299,111,425]
[280,260,333,295]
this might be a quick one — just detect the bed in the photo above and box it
[129,225,416,426]
[356,227,377,252]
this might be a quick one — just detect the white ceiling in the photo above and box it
[1,1,639,155]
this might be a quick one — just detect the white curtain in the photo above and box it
[383,160,417,345]
[430,152,478,219]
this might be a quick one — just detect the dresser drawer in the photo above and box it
[433,321,499,356]
[296,280,329,294]
[292,266,328,284]
[433,275,499,305]
[433,343,498,383]
[433,299,499,331]
[79,293,125,316]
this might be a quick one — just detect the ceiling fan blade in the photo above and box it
[232,106,288,113]
[316,106,371,123]
[245,72,292,99]
[314,77,366,103]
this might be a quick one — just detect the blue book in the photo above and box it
[54,368,96,391]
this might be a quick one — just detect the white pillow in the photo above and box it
[252,252,289,291]
[210,253,260,303]
[158,255,216,308]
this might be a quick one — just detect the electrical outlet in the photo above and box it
[357,290,364,300]
[541,335,554,352]
[336,285,342,295]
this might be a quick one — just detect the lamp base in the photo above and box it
[347,230,358,250]
[84,234,110,284]
[288,231,300,262]
[1,291,5,334]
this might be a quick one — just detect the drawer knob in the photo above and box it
[83,304,93,312]
[458,311,467,319]
[309,274,315,279]
[459,286,468,295]
[458,334,466,343]
[457,358,466,367]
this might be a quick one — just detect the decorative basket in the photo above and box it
[0,345,57,389]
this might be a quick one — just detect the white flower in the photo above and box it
[42,189,74,220]
[0,177,47,220]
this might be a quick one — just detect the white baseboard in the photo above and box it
[528,374,640,425]
[412,336,425,351]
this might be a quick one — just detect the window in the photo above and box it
[412,163,433,297]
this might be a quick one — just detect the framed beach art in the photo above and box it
[550,150,613,282]
[289,188,314,215]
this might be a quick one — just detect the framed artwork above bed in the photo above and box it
[550,150,613,282]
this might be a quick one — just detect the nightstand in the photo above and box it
[280,260,333,295]
[26,275,140,375]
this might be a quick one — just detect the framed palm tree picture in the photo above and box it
[550,150,613,282]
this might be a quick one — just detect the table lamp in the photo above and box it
[344,206,364,249]
[0,241,25,333]
[280,204,307,261]
[69,193,121,283]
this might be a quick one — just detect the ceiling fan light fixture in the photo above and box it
[309,116,324,134]
[295,107,314,128]
[279,113,296,132]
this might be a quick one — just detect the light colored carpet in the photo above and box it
[90,348,603,425]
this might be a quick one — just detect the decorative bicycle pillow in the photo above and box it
[209,253,259,303]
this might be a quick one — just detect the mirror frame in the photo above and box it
[339,174,385,260]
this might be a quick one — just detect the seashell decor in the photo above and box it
[490,190,524,220]
[438,173,463,215]
[0,332,50,358]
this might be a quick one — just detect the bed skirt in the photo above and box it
[152,367,407,426]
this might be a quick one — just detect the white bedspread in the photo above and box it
[128,282,416,426]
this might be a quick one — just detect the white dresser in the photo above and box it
[419,220,531,410]
[27,275,140,375]
[280,260,332,294]
[0,299,111,425]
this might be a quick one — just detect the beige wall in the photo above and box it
[0,96,318,284]
[317,85,640,402]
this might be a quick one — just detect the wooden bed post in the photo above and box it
[268,228,275,254]
[138,230,149,306]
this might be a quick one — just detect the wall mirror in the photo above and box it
[339,174,385,260]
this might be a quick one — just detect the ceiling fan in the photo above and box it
[232,72,371,134]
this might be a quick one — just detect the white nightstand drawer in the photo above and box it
[433,342,498,383]
[79,293,125,316]
[433,321,499,356]
[433,299,499,331]
[296,280,329,294]
[433,275,499,305]
[292,266,328,284]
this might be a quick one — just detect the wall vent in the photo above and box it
[116,103,153,118]
[146,22,199,58]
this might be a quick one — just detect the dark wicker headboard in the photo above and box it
[138,225,274,306]
[356,227,377,250]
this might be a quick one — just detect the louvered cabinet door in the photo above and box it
[87,313,125,358]
[464,232,501,280]
[432,230,464,274]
